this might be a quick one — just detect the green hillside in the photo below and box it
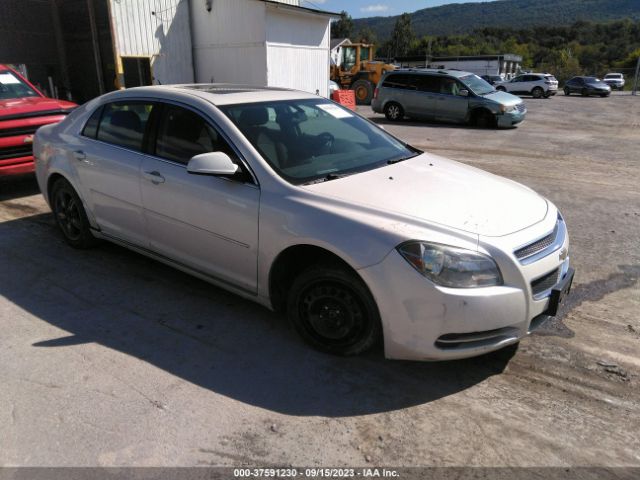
[353,0,640,39]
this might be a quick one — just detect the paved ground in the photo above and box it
[1,92,639,469]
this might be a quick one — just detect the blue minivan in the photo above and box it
[371,69,526,128]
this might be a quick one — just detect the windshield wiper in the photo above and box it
[387,153,420,165]
[301,172,351,185]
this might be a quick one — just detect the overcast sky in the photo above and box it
[301,0,490,18]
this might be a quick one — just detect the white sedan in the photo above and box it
[33,84,574,361]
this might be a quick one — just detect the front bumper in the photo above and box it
[497,109,526,127]
[359,215,572,361]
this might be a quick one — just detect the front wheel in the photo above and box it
[384,102,404,121]
[532,87,544,98]
[287,265,382,356]
[473,109,496,128]
[564,87,570,96]
[581,88,589,97]
[496,86,506,92]
[51,178,98,249]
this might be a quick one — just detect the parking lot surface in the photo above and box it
[1,92,639,468]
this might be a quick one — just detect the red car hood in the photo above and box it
[0,96,76,120]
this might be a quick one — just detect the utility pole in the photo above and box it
[87,0,105,95]
[633,55,640,96]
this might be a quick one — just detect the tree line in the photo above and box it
[332,11,640,83]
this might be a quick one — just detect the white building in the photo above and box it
[108,0,336,97]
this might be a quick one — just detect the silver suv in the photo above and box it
[495,73,558,98]
[371,69,526,128]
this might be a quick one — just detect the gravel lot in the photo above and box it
[1,92,639,470]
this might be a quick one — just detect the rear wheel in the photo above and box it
[384,102,404,121]
[51,178,98,249]
[287,265,382,356]
[532,87,544,98]
[496,86,506,92]
[351,79,374,105]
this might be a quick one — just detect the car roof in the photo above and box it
[108,84,320,106]
[389,68,475,78]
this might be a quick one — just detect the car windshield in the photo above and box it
[220,99,419,185]
[584,77,600,83]
[0,70,40,100]
[459,74,494,95]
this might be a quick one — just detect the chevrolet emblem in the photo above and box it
[559,247,569,261]
[23,135,34,144]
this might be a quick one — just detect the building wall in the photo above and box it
[265,6,330,97]
[190,0,268,85]
[109,0,193,85]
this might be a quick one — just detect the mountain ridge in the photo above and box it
[352,0,640,39]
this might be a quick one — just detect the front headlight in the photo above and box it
[397,242,503,288]
[500,104,518,113]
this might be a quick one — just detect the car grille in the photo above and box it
[515,222,558,260]
[531,268,559,296]
[516,103,526,113]
[0,125,39,138]
[0,144,32,161]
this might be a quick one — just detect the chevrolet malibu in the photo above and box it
[34,85,574,361]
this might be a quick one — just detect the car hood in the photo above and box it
[302,153,548,237]
[0,96,76,120]
[482,90,522,106]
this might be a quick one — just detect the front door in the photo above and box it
[140,103,260,293]
[433,77,469,122]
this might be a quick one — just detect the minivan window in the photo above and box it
[415,75,440,93]
[155,105,236,165]
[220,99,419,185]
[96,102,154,152]
[382,74,415,90]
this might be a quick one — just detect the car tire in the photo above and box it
[351,79,374,105]
[384,102,404,121]
[51,177,98,249]
[564,87,570,96]
[600,93,609,97]
[496,86,506,92]
[532,87,544,98]
[287,264,382,356]
[473,109,496,129]
[581,88,589,97]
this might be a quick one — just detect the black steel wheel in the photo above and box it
[384,102,404,121]
[473,109,496,128]
[287,265,381,356]
[51,178,97,249]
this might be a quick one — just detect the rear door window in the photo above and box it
[382,74,416,90]
[415,75,440,93]
[96,102,154,152]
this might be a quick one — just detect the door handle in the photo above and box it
[73,150,86,161]
[143,170,165,185]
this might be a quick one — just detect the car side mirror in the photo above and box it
[458,89,469,97]
[187,151,239,176]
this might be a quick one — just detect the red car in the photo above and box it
[0,64,77,176]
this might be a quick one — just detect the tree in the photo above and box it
[390,13,415,58]
[356,27,377,45]
[331,11,353,39]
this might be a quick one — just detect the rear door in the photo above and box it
[75,101,154,246]
[139,102,260,293]
[407,74,439,119]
